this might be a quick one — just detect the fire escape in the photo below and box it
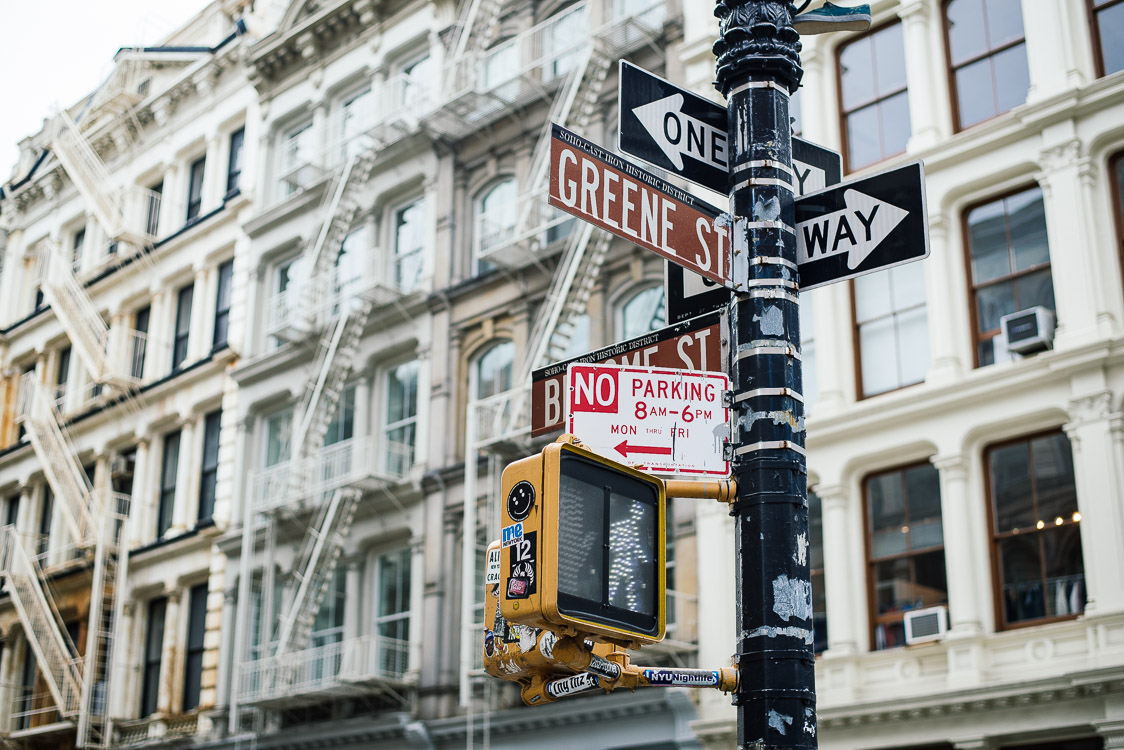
[236,80,427,713]
[0,53,157,749]
[438,0,669,706]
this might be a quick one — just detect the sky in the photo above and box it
[0,0,213,180]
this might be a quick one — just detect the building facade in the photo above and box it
[0,0,1122,749]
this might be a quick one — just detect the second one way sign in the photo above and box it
[567,363,730,477]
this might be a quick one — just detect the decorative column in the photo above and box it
[202,135,223,213]
[188,267,210,362]
[129,438,151,546]
[1095,719,1124,750]
[932,455,982,634]
[796,45,827,143]
[817,484,857,655]
[343,560,363,641]
[692,497,736,728]
[171,419,196,534]
[160,164,180,235]
[924,214,967,384]
[158,588,184,714]
[1020,0,1078,103]
[214,587,238,711]
[1065,392,1124,616]
[413,344,431,470]
[898,0,946,150]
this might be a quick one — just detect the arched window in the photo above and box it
[472,341,514,400]
[475,178,517,274]
[619,285,666,340]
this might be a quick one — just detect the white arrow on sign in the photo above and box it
[796,189,909,270]
[633,94,728,172]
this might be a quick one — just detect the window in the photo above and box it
[182,583,207,711]
[55,346,71,410]
[800,290,818,413]
[213,260,233,350]
[17,644,37,729]
[6,494,20,528]
[186,156,206,222]
[809,490,827,654]
[945,0,1030,129]
[376,548,411,675]
[270,257,305,349]
[72,228,86,272]
[312,572,345,648]
[172,284,193,371]
[620,285,666,340]
[399,54,433,112]
[865,463,946,650]
[323,385,355,448]
[141,597,166,716]
[339,89,373,161]
[199,411,221,523]
[854,262,929,396]
[543,5,587,80]
[838,22,910,171]
[248,572,282,660]
[132,306,150,380]
[333,227,367,311]
[37,487,52,559]
[987,432,1084,627]
[158,430,181,538]
[1091,0,1124,77]
[385,361,418,476]
[473,341,514,400]
[475,178,517,273]
[481,39,519,91]
[146,182,163,238]
[264,408,292,468]
[280,121,314,197]
[226,129,244,197]
[964,186,1053,366]
[394,198,425,292]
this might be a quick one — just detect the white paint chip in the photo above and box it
[772,574,813,622]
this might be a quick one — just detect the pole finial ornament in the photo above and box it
[713,0,803,95]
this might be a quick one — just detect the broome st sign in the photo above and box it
[548,123,732,288]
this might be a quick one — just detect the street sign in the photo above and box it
[796,161,929,291]
[567,363,730,477]
[619,61,842,197]
[549,123,732,288]
[665,138,843,323]
[531,311,725,437]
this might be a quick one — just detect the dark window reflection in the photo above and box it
[946,0,1030,128]
[989,432,1085,626]
[1094,0,1124,77]
[839,22,911,170]
[808,491,827,654]
[965,186,1054,366]
[865,463,947,650]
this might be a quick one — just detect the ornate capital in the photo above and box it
[713,0,803,94]
[932,454,969,481]
[1038,138,1082,173]
[1067,391,1114,427]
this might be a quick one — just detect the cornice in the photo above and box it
[249,0,379,86]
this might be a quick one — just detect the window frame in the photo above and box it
[960,183,1053,368]
[226,128,245,198]
[132,305,151,380]
[983,428,1085,631]
[172,283,194,372]
[374,546,412,674]
[198,410,221,524]
[474,176,518,275]
[1111,151,1124,293]
[941,0,1030,132]
[186,156,206,223]
[1088,0,1124,78]
[384,360,419,477]
[392,195,426,293]
[834,20,912,173]
[849,265,930,399]
[213,260,233,351]
[182,583,208,712]
[146,182,163,238]
[278,119,314,198]
[616,282,667,342]
[141,597,167,717]
[861,460,948,650]
[157,430,181,539]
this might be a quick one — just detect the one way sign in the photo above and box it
[796,161,929,291]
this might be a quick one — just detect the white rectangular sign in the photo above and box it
[566,363,730,477]
[485,545,502,586]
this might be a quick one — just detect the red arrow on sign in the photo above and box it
[615,440,674,458]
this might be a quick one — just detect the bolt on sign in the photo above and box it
[568,363,730,477]
[548,123,732,288]
[531,310,726,437]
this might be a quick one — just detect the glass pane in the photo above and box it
[607,489,657,616]
[860,316,899,396]
[873,23,907,96]
[621,286,666,339]
[808,492,824,572]
[895,305,930,386]
[846,105,882,170]
[811,573,828,653]
[1031,434,1077,524]
[854,267,892,322]
[956,57,998,128]
[1000,535,1044,623]
[1005,188,1049,270]
[993,43,1030,115]
[968,199,1011,284]
[380,554,402,616]
[387,361,419,424]
[1042,525,1085,616]
[556,471,605,604]
[947,0,989,65]
[984,0,1025,48]
[1100,4,1124,76]
[868,472,907,557]
[475,341,514,399]
[912,549,949,607]
[977,280,1017,333]
[990,442,1033,532]
[840,35,875,110]
[1013,268,1055,314]
[874,620,906,650]
[905,465,941,524]
[874,556,912,615]
[265,411,292,467]
[878,91,912,160]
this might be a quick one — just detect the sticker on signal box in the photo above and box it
[566,363,730,477]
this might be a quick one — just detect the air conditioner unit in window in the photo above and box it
[110,454,135,479]
[903,605,948,645]
[1000,306,1055,355]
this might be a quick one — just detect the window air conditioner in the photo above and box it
[903,605,948,645]
[110,454,135,479]
[1000,306,1055,355]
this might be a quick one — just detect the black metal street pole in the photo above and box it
[714,2,815,748]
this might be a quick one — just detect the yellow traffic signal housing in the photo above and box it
[499,436,666,647]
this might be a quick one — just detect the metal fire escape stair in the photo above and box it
[447,0,505,83]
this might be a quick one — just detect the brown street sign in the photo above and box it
[548,123,731,288]
[530,311,725,437]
